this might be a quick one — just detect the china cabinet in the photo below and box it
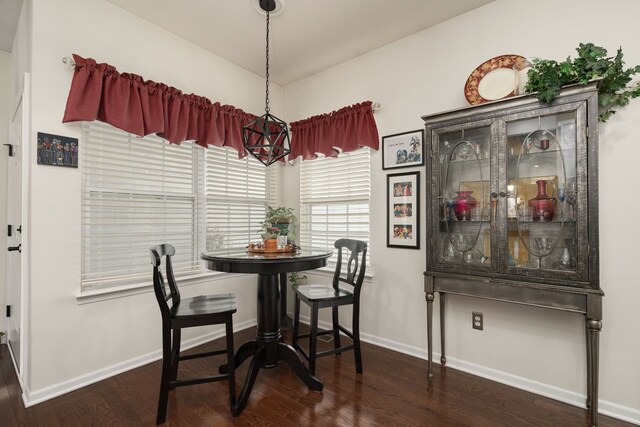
[422,82,602,425]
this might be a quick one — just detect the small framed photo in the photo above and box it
[382,129,424,170]
[387,171,420,249]
[37,132,78,168]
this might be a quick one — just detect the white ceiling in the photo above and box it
[0,0,494,85]
[104,0,494,85]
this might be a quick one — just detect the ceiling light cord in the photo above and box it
[265,10,270,113]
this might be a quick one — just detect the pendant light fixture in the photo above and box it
[242,0,290,166]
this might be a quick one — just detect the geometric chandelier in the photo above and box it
[242,0,291,166]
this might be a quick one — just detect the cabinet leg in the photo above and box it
[585,317,592,410]
[426,291,434,382]
[587,318,602,427]
[439,293,446,365]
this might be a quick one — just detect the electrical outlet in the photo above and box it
[472,312,483,330]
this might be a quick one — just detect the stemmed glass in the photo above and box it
[535,237,554,269]
[565,181,577,220]
[446,195,455,221]
[557,187,566,220]
[458,143,472,160]
[452,233,475,263]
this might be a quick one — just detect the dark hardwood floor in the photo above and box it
[0,327,632,426]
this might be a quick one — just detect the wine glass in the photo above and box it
[557,187,566,220]
[442,239,456,262]
[535,237,554,269]
[565,181,577,220]
[458,142,472,160]
[446,195,455,221]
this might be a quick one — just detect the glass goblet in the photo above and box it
[565,181,577,220]
[535,237,554,257]
[535,236,555,269]
[458,143,472,160]
[557,187,566,219]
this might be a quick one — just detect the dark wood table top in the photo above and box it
[201,248,332,274]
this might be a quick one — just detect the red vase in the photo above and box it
[452,191,477,221]
[528,180,556,221]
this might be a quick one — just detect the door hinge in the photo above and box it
[5,305,11,317]
[3,144,13,157]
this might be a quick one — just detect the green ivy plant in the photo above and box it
[261,206,298,241]
[288,272,307,288]
[525,43,640,121]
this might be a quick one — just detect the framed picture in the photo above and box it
[382,129,424,170]
[387,171,420,249]
[37,132,78,168]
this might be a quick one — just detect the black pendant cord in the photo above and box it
[265,10,270,114]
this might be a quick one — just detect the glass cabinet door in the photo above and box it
[502,103,587,282]
[431,122,495,272]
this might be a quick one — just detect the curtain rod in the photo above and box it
[62,56,75,67]
[62,56,381,113]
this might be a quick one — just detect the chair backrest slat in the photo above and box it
[333,239,367,294]
[150,244,181,321]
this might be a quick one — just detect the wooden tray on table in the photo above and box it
[247,243,298,254]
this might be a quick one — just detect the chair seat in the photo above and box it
[295,284,352,302]
[171,293,236,319]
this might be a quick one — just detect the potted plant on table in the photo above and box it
[264,206,298,241]
[260,224,281,250]
[257,206,298,250]
[261,206,306,287]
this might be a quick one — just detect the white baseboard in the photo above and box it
[23,319,256,407]
[295,314,640,426]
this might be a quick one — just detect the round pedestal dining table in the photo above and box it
[201,248,332,414]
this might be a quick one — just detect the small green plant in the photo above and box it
[260,224,281,240]
[289,272,307,287]
[525,43,640,121]
[261,206,298,241]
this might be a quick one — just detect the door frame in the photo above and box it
[6,72,30,396]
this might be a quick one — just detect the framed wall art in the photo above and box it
[37,132,78,168]
[387,171,420,249]
[381,129,424,170]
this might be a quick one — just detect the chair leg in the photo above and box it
[332,306,341,352]
[170,328,181,384]
[156,326,172,424]
[352,304,363,374]
[292,295,301,347]
[225,316,237,415]
[308,304,319,376]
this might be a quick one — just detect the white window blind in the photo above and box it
[205,147,277,253]
[299,148,371,269]
[81,122,204,291]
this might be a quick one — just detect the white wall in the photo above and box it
[12,0,640,422]
[0,50,10,339]
[20,0,284,400]
[283,0,640,423]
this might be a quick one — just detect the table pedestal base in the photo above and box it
[223,273,323,415]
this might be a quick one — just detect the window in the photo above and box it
[299,148,371,270]
[81,122,275,292]
[205,147,277,253]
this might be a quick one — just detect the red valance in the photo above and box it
[289,101,379,161]
[62,54,258,157]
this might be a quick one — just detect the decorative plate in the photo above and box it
[464,54,526,105]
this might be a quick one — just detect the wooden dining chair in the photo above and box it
[292,238,367,375]
[150,244,238,424]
